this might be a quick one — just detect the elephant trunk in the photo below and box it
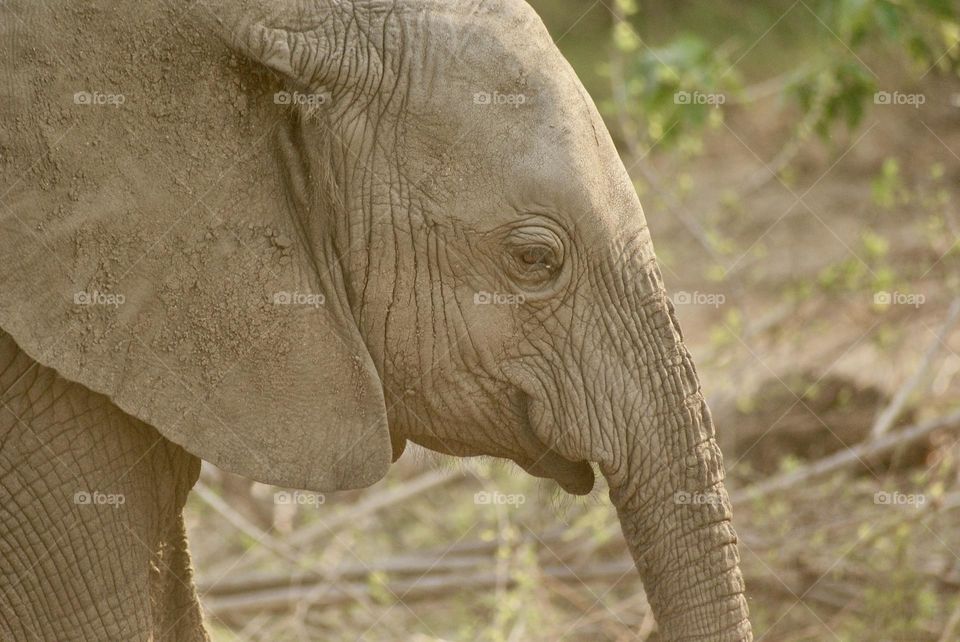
[604,410,751,640]
[600,280,751,640]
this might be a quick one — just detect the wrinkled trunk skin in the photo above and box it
[600,270,751,640]
[606,413,751,640]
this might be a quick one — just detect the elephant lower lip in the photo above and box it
[518,396,595,494]
[407,436,594,494]
[518,449,595,495]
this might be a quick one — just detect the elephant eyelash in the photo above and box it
[513,245,558,272]
[496,219,568,293]
[505,243,563,290]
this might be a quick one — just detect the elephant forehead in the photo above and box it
[474,107,647,243]
[428,50,643,234]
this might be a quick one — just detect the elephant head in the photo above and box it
[0,0,750,638]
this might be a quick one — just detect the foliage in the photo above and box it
[599,0,960,150]
[601,0,742,152]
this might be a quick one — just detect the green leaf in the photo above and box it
[874,1,902,37]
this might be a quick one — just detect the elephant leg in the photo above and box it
[0,332,206,642]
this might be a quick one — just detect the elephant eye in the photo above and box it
[517,245,555,269]
[501,222,567,292]
[507,241,563,286]
[509,245,557,286]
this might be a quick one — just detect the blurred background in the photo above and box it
[190,1,960,639]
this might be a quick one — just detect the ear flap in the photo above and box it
[0,0,391,490]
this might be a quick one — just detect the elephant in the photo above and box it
[0,0,751,640]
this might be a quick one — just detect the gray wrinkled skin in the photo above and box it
[0,0,750,639]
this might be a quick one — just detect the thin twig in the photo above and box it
[225,468,465,575]
[287,469,464,548]
[192,481,303,567]
[202,562,636,616]
[871,298,960,438]
[735,408,960,504]
[940,598,960,642]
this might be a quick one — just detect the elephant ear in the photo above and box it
[0,0,391,490]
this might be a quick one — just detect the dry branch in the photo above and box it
[192,481,303,566]
[217,468,465,577]
[199,527,572,597]
[198,554,493,596]
[871,298,960,438]
[732,408,960,504]
[287,468,464,548]
[202,561,636,616]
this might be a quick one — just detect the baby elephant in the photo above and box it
[0,0,750,639]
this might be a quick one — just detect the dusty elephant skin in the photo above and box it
[0,0,751,640]
[0,333,205,640]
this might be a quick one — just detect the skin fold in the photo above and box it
[0,0,751,639]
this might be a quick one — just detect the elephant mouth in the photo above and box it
[516,447,595,495]
[408,434,595,495]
